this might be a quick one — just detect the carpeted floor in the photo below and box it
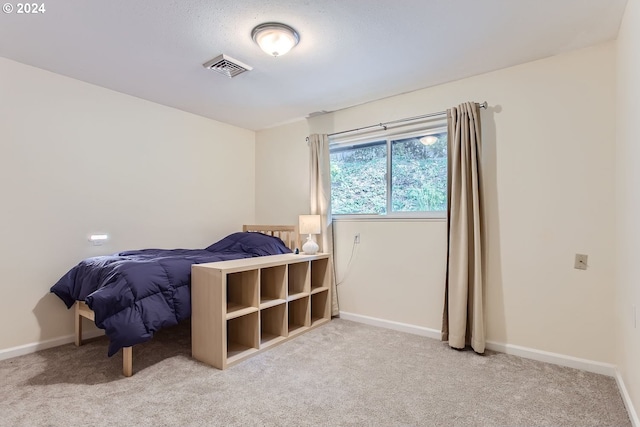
[0,319,631,427]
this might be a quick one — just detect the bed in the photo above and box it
[50,225,299,376]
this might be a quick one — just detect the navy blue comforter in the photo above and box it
[51,232,291,356]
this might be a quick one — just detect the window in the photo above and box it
[330,129,447,217]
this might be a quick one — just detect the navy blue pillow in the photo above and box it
[205,232,292,256]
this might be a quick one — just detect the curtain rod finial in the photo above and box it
[478,101,488,109]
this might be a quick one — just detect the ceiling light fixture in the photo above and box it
[419,135,439,146]
[251,22,300,57]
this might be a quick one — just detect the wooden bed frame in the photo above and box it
[242,224,299,250]
[73,224,298,377]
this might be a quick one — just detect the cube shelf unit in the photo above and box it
[191,253,331,370]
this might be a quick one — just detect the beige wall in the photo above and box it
[616,0,640,415]
[255,120,310,225]
[0,58,255,351]
[256,42,617,363]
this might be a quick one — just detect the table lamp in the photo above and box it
[299,214,321,255]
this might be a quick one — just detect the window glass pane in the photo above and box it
[330,141,387,214]
[391,132,447,212]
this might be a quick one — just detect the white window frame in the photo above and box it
[330,123,448,220]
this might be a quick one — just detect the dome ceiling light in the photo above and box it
[251,22,300,57]
[419,135,439,146]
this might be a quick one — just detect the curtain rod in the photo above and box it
[306,101,487,141]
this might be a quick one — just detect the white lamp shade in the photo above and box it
[299,214,321,235]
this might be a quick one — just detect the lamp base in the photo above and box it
[302,235,319,255]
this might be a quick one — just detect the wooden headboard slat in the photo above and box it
[242,225,299,251]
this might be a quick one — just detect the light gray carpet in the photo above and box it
[0,319,630,427]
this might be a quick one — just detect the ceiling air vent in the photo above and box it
[203,54,253,78]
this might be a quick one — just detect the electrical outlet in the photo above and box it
[574,254,588,270]
[354,233,360,244]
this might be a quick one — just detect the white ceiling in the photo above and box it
[0,0,628,131]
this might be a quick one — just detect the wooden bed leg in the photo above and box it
[74,302,82,347]
[123,347,133,377]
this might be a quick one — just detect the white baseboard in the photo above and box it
[0,330,104,362]
[616,371,640,427]
[339,311,616,377]
[483,340,617,377]
[339,311,442,340]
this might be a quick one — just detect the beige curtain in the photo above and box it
[441,102,485,353]
[308,134,339,316]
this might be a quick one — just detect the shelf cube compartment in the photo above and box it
[260,303,287,348]
[310,257,330,291]
[260,265,286,308]
[287,261,310,300]
[311,289,330,326]
[226,270,259,317]
[227,311,259,362]
[288,295,310,336]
